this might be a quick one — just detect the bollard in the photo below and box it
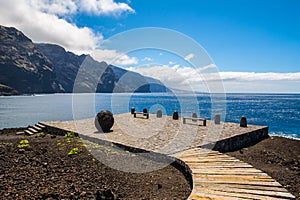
[131,107,135,114]
[157,110,162,118]
[143,108,148,115]
[214,114,221,124]
[143,108,149,119]
[240,116,247,127]
[173,110,179,120]
[192,112,197,122]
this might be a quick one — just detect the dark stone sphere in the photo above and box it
[95,110,114,132]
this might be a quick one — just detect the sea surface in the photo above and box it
[0,93,299,139]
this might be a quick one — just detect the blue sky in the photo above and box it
[75,0,300,73]
[0,0,299,92]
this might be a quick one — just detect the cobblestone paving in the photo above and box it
[43,113,266,155]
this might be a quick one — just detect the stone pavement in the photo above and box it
[43,113,268,154]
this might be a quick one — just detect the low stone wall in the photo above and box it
[204,126,269,152]
[40,122,78,137]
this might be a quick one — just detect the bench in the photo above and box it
[183,117,206,126]
[133,112,149,119]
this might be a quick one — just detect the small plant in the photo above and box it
[65,131,77,138]
[68,147,79,155]
[37,132,45,137]
[18,140,30,148]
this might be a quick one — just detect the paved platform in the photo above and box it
[42,113,268,154]
[41,113,295,199]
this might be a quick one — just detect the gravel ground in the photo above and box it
[0,128,191,200]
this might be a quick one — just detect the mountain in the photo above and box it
[0,25,168,95]
[36,43,168,93]
[0,25,62,94]
[35,43,86,93]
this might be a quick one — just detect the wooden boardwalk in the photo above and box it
[174,148,295,200]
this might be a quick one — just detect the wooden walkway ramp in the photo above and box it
[174,148,296,200]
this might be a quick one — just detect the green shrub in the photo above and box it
[18,140,30,148]
[37,132,45,137]
[65,131,77,138]
[68,147,79,155]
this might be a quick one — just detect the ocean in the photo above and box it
[0,93,299,139]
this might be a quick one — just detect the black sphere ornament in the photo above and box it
[95,110,114,132]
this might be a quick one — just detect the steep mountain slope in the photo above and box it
[37,44,168,93]
[0,25,61,94]
[0,25,168,95]
[35,43,86,93]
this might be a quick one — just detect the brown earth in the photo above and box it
[1,128,299,200]
[0,128,191,200]
[227,136,300,199]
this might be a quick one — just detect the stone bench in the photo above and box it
[183,117,206,126]
[133,112,149,119]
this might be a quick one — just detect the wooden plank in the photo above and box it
[176,152,228,157]
[186,163,254,168]
[189,192,250,200]
[193,180,282,187]
[195,183,291,193]
[194,185,295,199]
[193,174,275,181]
[189,167,262,173]
[178,154,241,161]
[192,171,269,176]
[192,188,292,200]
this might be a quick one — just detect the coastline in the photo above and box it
[1,127,299,199]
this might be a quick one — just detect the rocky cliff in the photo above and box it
[0,25,168,95]
[0,25,62,94]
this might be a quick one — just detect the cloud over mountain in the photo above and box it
[127,64,300,93]
[0,0,134,55]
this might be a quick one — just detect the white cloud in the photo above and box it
[0,0,134,54]
[127,64,300,93]
[79,0,134,16]
[219,72,300,81]
[184,53,194,61]
[218,72,300,93]
[91,49,138,65]
[142,57,153,62]
[127,65,209,91]
[30,0,77,15]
